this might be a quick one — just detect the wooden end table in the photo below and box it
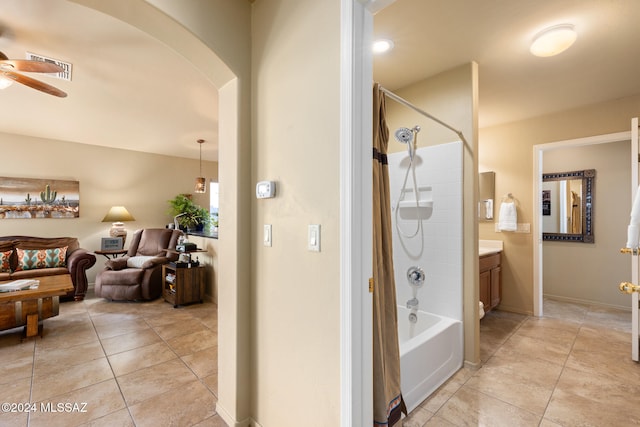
[94,249,128,260]
[0,275,74,340]
[162,263,205,308]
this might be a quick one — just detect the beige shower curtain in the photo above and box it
[372,83,405,426]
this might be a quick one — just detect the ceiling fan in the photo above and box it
[0,51,67,97]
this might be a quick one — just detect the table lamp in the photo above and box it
[102,206,135,246]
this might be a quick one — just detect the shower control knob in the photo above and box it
[407,266,425,287]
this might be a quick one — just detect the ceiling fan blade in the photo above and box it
[1,59,63,74]
[2,70,67,98]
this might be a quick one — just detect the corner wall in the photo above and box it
[251,0,342,425]
[479,93,640,314]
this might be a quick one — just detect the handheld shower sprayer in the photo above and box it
[394,125,421,159]
[394,127,414,144]
[393,125,423,239]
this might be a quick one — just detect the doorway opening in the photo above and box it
[533,131,632,316]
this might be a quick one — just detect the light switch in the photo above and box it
[264,224,272,247]
[308,224,320,252]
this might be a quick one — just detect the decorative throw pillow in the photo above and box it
[127,256,157,269]
[15,246,68,271]
[0,250,12,273]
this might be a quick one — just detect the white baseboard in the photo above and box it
[215,403,256,427]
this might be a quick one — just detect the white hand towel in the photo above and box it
[498,202,517,232]
[626,225,639,249]
[485,199,493,219]
[631,184,640,223]
[626,184,640,248]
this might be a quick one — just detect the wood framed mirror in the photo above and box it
[542,169,595,243]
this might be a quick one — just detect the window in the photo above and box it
[209,182,219,227]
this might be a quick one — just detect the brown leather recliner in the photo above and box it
[95,228,183,301]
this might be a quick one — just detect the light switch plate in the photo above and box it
[264,224,272,247]
[308,224,321,252]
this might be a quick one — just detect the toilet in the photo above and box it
[479,301,485,320]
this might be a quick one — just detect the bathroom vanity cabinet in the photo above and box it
[479,252,501,313]
[162,263,205,308]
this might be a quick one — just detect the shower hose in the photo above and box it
[394,143,422,239]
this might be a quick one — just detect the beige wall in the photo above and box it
[386,64,478,149]
[251,0,341,425]
[381,63,480,365]
[0,131,219,298]
[480,93,640,314]
[543,141,630,309]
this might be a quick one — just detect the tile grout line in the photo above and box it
[26,334,36,427]
[11,295,219,427]
[482,313,529,366]
[536,310,584,426]
[408,303,633,426]
[134,305,220,422]
[422,314,530,425]
[85,299,139,426]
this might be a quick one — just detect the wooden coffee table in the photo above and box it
[0,275,74,340]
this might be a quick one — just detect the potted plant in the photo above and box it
[167,194,211,232]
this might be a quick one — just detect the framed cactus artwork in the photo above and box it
[0,177,80,219]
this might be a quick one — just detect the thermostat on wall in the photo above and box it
[256,181,276,199]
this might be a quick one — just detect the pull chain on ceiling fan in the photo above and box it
[0,51,67,97]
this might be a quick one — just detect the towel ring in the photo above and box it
[501,193,517,204]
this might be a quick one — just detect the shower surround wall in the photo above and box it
[388,141,463,411]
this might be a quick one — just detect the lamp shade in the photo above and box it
[102,206,135,246]
[194,177,206,193]
[102,206,135,223]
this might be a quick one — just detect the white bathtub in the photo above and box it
[397,306,463,413]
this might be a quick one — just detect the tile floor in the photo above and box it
[402,298,640,426]
[1,294,638,427]
[0,291,225,427]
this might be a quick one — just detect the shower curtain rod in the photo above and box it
[379,85,469,147]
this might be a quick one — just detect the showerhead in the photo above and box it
[394,125,421,144]
[394,127,414,144]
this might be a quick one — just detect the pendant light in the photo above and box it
[194,139,206,193]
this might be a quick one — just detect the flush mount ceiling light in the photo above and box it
[373,39,394,54]
[530,24,577,57]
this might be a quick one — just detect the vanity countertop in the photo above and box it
[479,239,503,256]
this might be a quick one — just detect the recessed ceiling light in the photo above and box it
[373,39,394,54]
[530,24,577,57]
